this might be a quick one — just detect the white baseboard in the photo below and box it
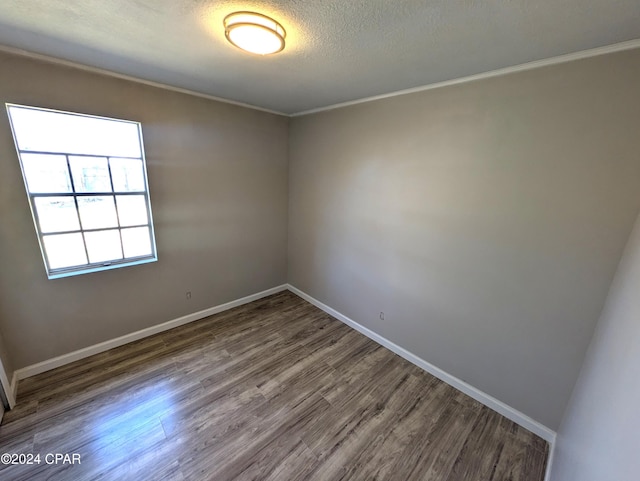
[287,284,556,443]
[13,285,288,384]
[10,372,18,407]
[11,280,557,451]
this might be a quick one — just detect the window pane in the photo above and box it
[122,227,152,258]
[84,230,123,263]
[116,195,148,227]
[110,158,145,192]
[8,106,141,158]
[34,197,80,233]
[20,153,72,193]
[69,156,112,193]
[77,196,118,230]
[43,233,87,269]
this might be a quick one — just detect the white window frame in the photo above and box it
[6,104,158,279]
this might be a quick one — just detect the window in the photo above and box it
[6,104,157,279]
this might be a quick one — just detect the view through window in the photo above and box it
[6,104,157,278]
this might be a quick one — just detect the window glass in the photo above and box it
[116,195,148,226]
[9,106,141,157]
[69,156,112,193]
[77,196,119,230]
[43,233,88,269]
[21,154,72,193]
[34,197,81,233]
[122,227,152,258]
[84,230,124,264]
[110,158,146,192]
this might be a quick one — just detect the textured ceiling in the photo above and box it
[0,0,639,114]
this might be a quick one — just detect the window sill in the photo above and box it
[47,256,157,279]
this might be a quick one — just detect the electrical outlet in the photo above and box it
[379,312,385,321]
[186,291,192,300]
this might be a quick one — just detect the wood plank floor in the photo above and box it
[0,291,548,480]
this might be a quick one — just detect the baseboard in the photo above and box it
[14,284,288,384]
[11,281,557,447]
[287,284,556,443]
[11,371,20,409]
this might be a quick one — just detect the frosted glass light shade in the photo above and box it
[224,12,286,55]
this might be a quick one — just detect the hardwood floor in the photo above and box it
[0,291,548,480]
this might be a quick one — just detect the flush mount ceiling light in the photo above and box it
[224,11,286,55]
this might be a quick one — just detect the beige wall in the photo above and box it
[0,50,289,369]
[0,329,12,379]
[550,210,640,480]
[288,49,640,429]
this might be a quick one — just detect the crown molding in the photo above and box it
[1,39,638,118]
[0,44,288,117]
[291,39,640,117]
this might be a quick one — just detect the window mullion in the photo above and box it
[32,196,53,271]
[30,194,46,242]
[30,191,145,197]
[66,154,91,264]
[107,157,126,259]
[18,149,141,161]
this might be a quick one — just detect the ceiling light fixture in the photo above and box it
[224,11,286,55]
